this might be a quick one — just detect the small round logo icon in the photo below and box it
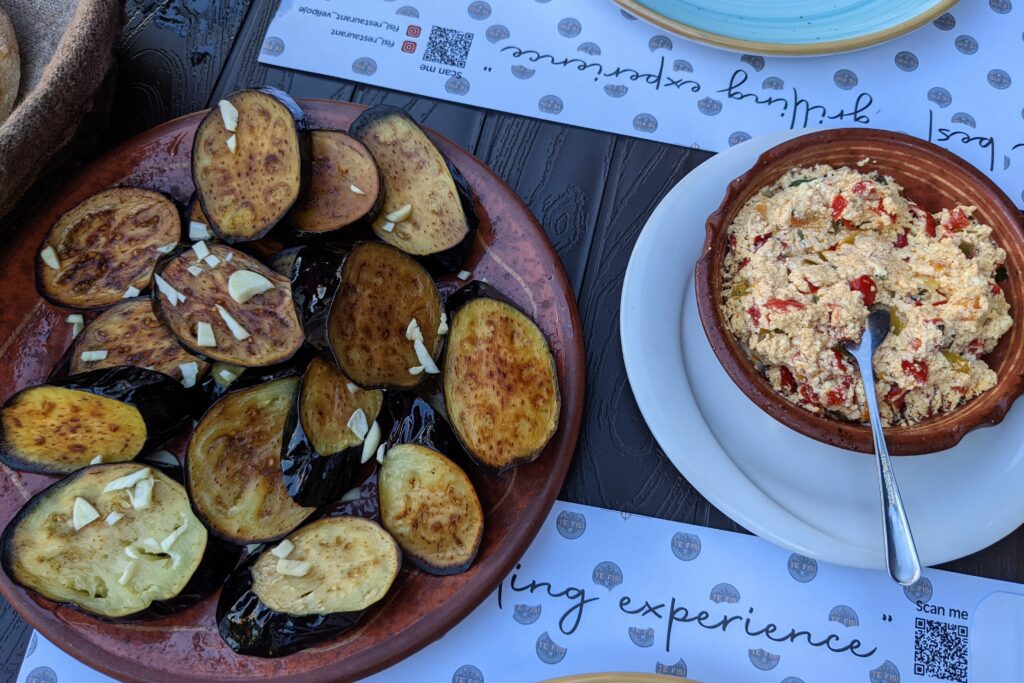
[396,6,419,18]
[558,17,583,38]
[933,13,956,30]
[762,76,784,90]
[628,626,655,647]
[728,132,751,147]
[951,112,976,128]
[25,667,57,683]
[894,51,918,72]
[903,576,933,604]
[555,510,586,539]
[592,560,623,590]
[787,553,818,582]
[649,35,673,52]
[577,42,601,55]
[709,582,740,603]
[467,1,491,20]
[987,69,1012,90]
[485,25,510,43]
[741,54,766,72]
[656,659,688,677]
[954,35,978,55]
[445,76,470,96]
[511,65,536,80]
[833,69,859,90]
[869,660,900,683]
[633,113,658,133]
[927,86,952,108]
[513,603,542,624]
[990,0,1013,13]
[261,36,285,57]
[828,604,860,627]
[452,664,484,683]
[670,532,701,560]
[538,94,564,115]
[604,84,628,98]
[674,59,693,73]
[697,97,723,116]
[536,632,567,664]
[352,57,377,76]
[748,648,780,670]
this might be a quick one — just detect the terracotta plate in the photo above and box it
[0,101,584,681]
[695,128,1024,455]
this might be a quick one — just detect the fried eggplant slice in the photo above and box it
[288,130,382,235]
[153,244,304,367]
[282,357,384,507]
[0,463,238,620]
[217,516,400,657]
[348,105,476,270]
[0,367,193,474]
[192,88,309,242]
[284,244,347,353]
[378,444,483,575]
[444,291,560,471]
[186,378,315,544]
[70,298,209,384]
[36,188,181,309]
[327,242,443,389]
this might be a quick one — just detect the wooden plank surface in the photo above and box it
[1,0,1022,678]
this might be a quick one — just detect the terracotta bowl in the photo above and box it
[695,128,1024,455]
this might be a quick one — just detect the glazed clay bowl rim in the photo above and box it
[694,128,1024,455]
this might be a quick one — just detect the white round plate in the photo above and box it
[620,130,1024,569]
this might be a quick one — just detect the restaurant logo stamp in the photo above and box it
[633,113,658,133]
[396,6,419,18]
[903,576,933,604]
[656,658,688,677]
[538,95,563,115]
[25,667,57,683]
[762,76,784,90]
[869,659,900,682]
[990,0,1012,13]
[557,18,582,39]
[933,13,956,30]
[954,34,978,55]
[833,69,859,90]
[352,57,377,76]
[673,59,693,73]
[781,678,806,683]
[628,626,656,647]
[536,631,568,664]
[709,582,741,603]
[741,54,766,72]
[748,648,781,670]
[951,112,976,128]
[828,604,860,627]
[446,76,471,95]
[452,664,484,683]
[728,131,752,146]
[649,35,673,52]
[894,51,918,71]
[485,25,509,43]
[787,553,818,583]
[261,36,285,57]
[26,631,37,657]
[987,69,1012,90]
[592,560,623,590]
[578,42,601,56]
[697,97,723,116]
[555,510,586,539]
[510,65,535,79]
[670,531,701,561]
[467,1,491,20]
[927,86,952,108]
[513,603,542,625]
[604,84,628,98]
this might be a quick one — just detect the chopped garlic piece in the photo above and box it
[196,321,216,347]
[276,559,311,577]
[457,270,472,280]
[413,338,440,374]
[218,98,239,132]
[141,450,178,467]
[80,350,108,363]
[154,274,185,306]
[72,497,100,530]
[346,382,359,394]
[90,455,104,464]
[215,363,242,385]
[227,134,237,154]
[138,537,162,553]
[408,365,424,375]
[156,242,178,254]
[228,269,274,304]
[375,443,387,464]
[118,561,136,586]
[189,220,212,241]
[130,476,154,510]
[361,421,381,464]
[405,318,423,342]
[204,254,221,268]
[350,184,366,195]
[270,539,294,559]
[71,322,84,339]
[438,312,449,335]
[123,285,140,299]
[103,467,152,492]
[105,511,124,526]
[187,265,203,277]
[347,408,368,440]
[382,221,395,233]
[40,246,61,270]
[192,240,210,261]
[125,545,140,559]
[340,487,362,503]
[225,252,234,262]
[385,204,413,223]
[66,314,84,324]
[160,520,189,552]
[179,361,199,388]
[216,304,250,341]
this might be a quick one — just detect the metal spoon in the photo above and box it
[844,308,922,586]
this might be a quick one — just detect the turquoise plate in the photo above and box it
[614,0,959,55]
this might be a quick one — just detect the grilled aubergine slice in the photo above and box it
[1,463,238,620]
[0,367,192,474]
[70,298,209,386]
[378,444,483,575]
[153,244,304,367]
[444,286,560,471]
[287,130,382,235]
[348,105,477,271]
[186,377,315,544]
[327,242,444,388]
[281,357,384,507]
[217,516,400,657]
[192,88,309,243]
[36,188,181,310]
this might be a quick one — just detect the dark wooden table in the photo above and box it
[2,1,1022,679]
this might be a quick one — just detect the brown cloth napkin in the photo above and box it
[0,0,120,222]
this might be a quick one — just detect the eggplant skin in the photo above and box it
[443,294,561,472]
[349,105,477,271]
[218,516,400,657]
[0,367,193,475]
[327,241,443,389]
[287,129,383,235]
[186,377,315,544]
[70,298,209,382]
[192,87,309,243]
[36,188,181,310]
[284,244,349,353]
[0,463,230,620]
[378,444,483,575]
[152,244,305,368]
[281,357,383,507]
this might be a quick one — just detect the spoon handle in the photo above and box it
[859,354,922,586]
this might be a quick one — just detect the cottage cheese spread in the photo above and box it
[720,165,1012,426]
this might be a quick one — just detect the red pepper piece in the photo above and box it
[753,232,773,250]
[911,338,921,351]
[799,278,819,295]
[966,339,985,356]
[852,181,870,195]
[764,298,805,312]
[886,384,907,413]
[778,366,798,393]
[901,359,929,383]
[833,349,848,372]
[738,257,750,271]
[848,275,878,306]
[830,195,848,221]
[949,208,969,231]
[799,384,819,406]
[894,232,908,249]
[747,304,761,327]
[991,284,1001,295]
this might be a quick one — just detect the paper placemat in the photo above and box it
[17,500,1024,682]
[258,0,1024,209]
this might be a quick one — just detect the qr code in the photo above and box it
[914,617,968,682]
[423,26,474,68]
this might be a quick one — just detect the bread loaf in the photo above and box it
[0,7,19,122]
